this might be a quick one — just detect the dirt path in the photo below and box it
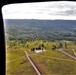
[30,55,76,62]
[24,51,42,75]
[58,49,76,60]
[6,56,25,63]
[72,49,76,56]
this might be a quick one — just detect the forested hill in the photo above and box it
[5,19,76,29]
[4,19,76,42]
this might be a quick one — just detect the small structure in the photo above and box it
[31,47,45,53]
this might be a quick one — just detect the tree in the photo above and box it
[39,44,44,48]
[41,44,44,48]
[74,41,76,45]
[52,45,56,50]
[59,42,63,48]
[65,42,67,48]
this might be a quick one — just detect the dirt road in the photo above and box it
[58,49,76,60]
[24,51,42,75]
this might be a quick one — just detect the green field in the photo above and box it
[6,50,37,75]
[30,50,76,75]
[6,40,76,75]
[63,46,76,57]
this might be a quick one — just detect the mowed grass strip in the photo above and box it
[6,50,37,75]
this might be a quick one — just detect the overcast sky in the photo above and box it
[2,1,76,20]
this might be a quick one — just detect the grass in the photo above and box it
[63,44,76,56]
[25,40,76,75]
[6,40,76,75]
[6,50,37,75]
[30,51,76,75]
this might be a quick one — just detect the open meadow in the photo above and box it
[6,45,37,75]
[6,40,76,75]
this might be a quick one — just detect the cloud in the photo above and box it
[2,1,76,20]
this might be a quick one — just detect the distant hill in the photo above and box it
[4,19,76,28]
[4,19,76,42]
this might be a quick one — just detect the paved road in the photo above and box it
[24,51,42,75]
[58,49,76,60]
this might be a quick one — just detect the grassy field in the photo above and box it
[6,50,37,75]
[6,40,76,75]
[25,40,76,75]
[63,46,76,57]
[62,41,76,56]
[29,50,76,75]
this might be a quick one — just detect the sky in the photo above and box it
[2,1,76,20]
